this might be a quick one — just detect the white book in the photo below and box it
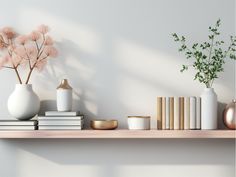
[196,97,201,129]
[45,111,80,117]
[38,126,82,130]
[184,97,190,130]
[0,120,37,126]
[174,97,180,130]
[38,120,84,126]
[165,97,170,129]
[0,126,37,130]
[190,97,196,129]
[38,116,84,120]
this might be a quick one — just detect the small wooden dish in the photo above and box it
[90,120,118,130]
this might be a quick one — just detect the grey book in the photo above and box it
[38,120,84,126]
[0,126,37,130]
[38,116,84,120]
[0,120,38,126]
[38,126,82,130]
[45,111,80,117]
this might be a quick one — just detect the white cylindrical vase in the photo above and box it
[57,79,73,112]
[201,88,218,129]
[8,84,40,120]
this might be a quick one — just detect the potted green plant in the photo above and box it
[172,19,236,129]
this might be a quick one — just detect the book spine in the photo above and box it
[184,97,190,130]
[162,97,166,130]
[190,96,196,129]
[38,116,83,120]
[38,126,82,130]
[169,97,174,130]
[174,97,180,130]
[157,97,162,130]
[196,97,201,129]
[165,97,170,130]
[179,97,184,130]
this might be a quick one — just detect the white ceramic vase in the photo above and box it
[8,84,40,120]
[57,79,73,112]
[201,88,218,129]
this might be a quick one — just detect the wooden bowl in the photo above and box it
[90,120,118,130]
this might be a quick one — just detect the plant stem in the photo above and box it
[14,67,22,84]
[25,34,46,84]
[3,66,14,69]
[206,35,215,87]
[25,68,33,84]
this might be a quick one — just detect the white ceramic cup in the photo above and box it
[127,116,150,130]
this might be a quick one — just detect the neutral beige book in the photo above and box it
[190,96,196,129]
[157,97,162,130]
[170,97,174,130]
[196,97,201,129]
[165,97,170,130]
[174,97,180,130]
[184,97,190,129]
[180,97,184,130]
[162,97,166,130]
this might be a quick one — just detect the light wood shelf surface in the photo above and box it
[0,130,235,139]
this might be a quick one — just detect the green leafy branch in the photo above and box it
[172,19,236,88]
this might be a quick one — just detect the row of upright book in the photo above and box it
[157,97,201,130]
[0,111,84,130]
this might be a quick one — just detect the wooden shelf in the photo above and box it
[0,130,235,139]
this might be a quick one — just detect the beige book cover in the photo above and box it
[190,96,196,129]
[165,97,170,129]
[180,97,184,130]
[170,97,174,130]
[157,97,162,130]
[174,97,180,130]
[162,97,166,130]
[196,97,201,129]
[184,97,190,129]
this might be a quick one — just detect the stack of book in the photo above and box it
[38,111,84,130]
[0,120,38,130]
[157,97,201,130]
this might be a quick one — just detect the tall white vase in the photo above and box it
[201,88,218,129]
[8,84,40,120]
[57,79,73,111]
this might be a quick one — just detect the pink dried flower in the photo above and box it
[44,36,53,45]
[35,59,47,71]
[25,46,37,58]
[14,46,27,58]
[0,41,5,49]
[16,35,28,45]
[29,31,41,41]
[11,55,23,66]
[7,44,16,51]
[44,46,58,57]
[37,24,49,34]
[1,27,15,39]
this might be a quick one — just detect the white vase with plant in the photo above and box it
[172,19,236,129]
[0,25,58,120]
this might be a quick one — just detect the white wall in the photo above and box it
[0,0,235,177]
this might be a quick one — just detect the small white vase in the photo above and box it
[8,84,40,120]
[57,79,73,112]
[201,88,218,129]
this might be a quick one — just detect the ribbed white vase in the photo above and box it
[7,84,40,120]
[201,88,218,129]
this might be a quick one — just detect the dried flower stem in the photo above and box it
[25,35,46,84]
